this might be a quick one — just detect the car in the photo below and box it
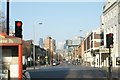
[52,60,60,66]
[52,62,56,66]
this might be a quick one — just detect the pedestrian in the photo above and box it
[27,57,31,67]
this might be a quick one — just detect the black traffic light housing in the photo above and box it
[15,21,22,38]
[106,33,113,48]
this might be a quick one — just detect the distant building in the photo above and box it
[44,36,52,51]
[39,38,44,48]
[44,36,56,52]
[57,42,65,49]
[44,36,56,61]
[66,36,82,46]
[63,43,67,49]
[51,39,56,52]
[80,40,84,61]
[66,36,83,60]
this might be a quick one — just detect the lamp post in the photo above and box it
[79,29,85,65]
[79,29,85,39]
[33,22,42,70]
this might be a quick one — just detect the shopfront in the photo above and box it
[0,37,22,80]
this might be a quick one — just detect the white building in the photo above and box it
[102,0,120,67]
[83,28,103,67]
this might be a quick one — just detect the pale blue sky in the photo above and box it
[1,2,105,44]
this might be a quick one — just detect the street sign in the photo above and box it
[0,38,22,44]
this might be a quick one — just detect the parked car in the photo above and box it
[52,60,60,66]
[52,61,57,66]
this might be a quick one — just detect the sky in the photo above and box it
[1,1,105,45]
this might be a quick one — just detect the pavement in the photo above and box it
[100,66,120,78]
[77,63,120,78]
[101,66,120,72]
[26,65,51,70]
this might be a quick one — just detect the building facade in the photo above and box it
[66,36,83,60]
[83,28,103,67]
[44,36,56,62]
[82,0,120,68]
[102,0,120,67]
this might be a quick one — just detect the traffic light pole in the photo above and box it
[108,47,112,80]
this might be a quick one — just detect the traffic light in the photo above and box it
[15,21,22,38]
[106,33,114,48]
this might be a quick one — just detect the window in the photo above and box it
[100,33,104,39]
[91,41,93,48]
[111,26,113,33]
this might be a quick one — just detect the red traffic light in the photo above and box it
[15,21,23,38]
[106,33,114,48]
[16,21,22,27]
[109,33,113,37]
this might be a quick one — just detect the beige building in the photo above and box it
[44,36,56,61]
[44,36,52,51]
[73,39,84,61]
[79,40,84,63]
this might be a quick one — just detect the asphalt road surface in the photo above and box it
[28,62,119,80]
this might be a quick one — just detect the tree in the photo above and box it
[0,10,6,32]
[22,40,33,57]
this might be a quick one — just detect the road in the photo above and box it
[28,62,119,80]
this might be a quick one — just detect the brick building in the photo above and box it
[83,28,103,67]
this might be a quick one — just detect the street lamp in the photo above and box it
[79,29,85,39]
[33,22,42,70]
[79,29,85,65]
[80,30,83,32]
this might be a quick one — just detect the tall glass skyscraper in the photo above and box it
[39,38,44,48]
